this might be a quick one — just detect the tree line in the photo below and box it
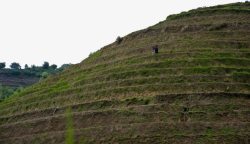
[0,62,58,70]
[0,61,71,78]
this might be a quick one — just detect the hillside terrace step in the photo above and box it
[0,81,249,114]
[82,57,250,77]
[1,132,249,144]
[63,60,250,84]
[82,36,250,65]
[9,74,245,102]
[81,67,250,84]
[113,30,250,50]
[61,50,250,80]
[163,14,250,31]
[71,51,250,75]
[131,19,250,35]
[3,66,250,108]
[69,76,250,95]
[7,53,250,99]
[82,40,250,67]
[2,108,249,128]
[16,63,250,102]
[0,103,249,127]
[0,92,249,124]
[132,30,250,45]
[110,34,250,52]
[104,134,249,144]
[1,95,249,124]
[167,8,250,21]
[12,60,250,100]
[83,51,250,72]
[73,74,250,88]
[145,22,250,34]
[0,82,249,113]
[58,65,250,91]
[0,109,249,137]
[156,13,250,26]
[0,121,249,143]
[46,52,250,83]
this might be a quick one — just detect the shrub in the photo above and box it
[41,72,49,79]
[0,85,15,100]
[116,36,123,44]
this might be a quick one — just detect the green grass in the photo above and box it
[0,82,249,116]
[0,85,15,101]
[0,66,249,112]
[167,2,250,20]
[65,107,75,144]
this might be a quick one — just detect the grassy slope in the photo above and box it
[0,2,250,144]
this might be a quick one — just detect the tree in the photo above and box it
[10,62,21,69]
[25,64,29,69]
[50,64,57,70]
[42,62,49,69]
[0,62,6,69]
[31,65,36,70]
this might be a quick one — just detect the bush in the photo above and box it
[0,85,15,100]
[116,36,123,44]
[41,72,49,79]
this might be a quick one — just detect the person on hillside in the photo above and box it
[152,45,159,54]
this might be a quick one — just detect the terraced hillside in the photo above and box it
[0,2,250,144]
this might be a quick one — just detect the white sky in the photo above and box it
[0,0,245,68]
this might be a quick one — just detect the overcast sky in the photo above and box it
[0,0,245,68]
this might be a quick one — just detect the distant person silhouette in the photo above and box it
[152,45,159,54]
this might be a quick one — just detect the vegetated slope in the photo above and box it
[0,2,250,144]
